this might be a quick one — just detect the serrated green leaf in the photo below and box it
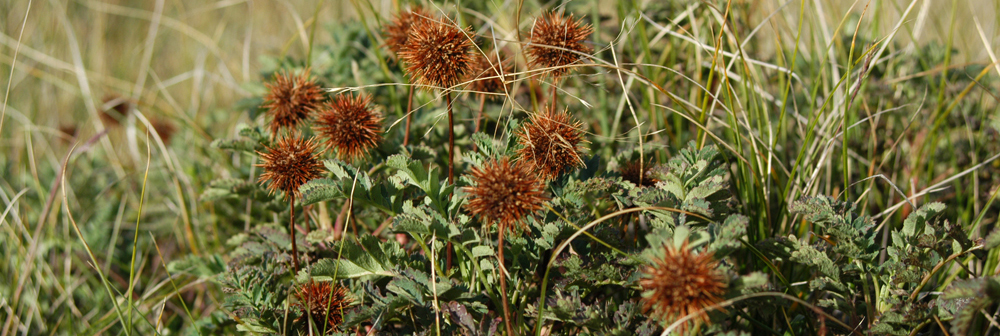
[944,278,984,299]
[212,138,263,153]
[902,202,946,237]
[236,123,267,142]
[985,226,1000,249]
[298,178,344,205]
[305,258,393,280]
[236,323,276,333]
[200,188,235,202]
[788,235,841,283]
[387,277,425,305]
[167,254,227,279]
[732,272,768,294]
[359,234,391,269]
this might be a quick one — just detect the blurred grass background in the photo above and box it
[1,0,999,334]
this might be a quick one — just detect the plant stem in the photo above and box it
[475,94,486,134]
[549,80,558,112]
[498,227,516,336]
[446,91,455,184]
[303,205,311,236]
[290,194,300,272]
[445,90,456,272]
[514,0,539,111]
[403,86,414,146]
[334,200,350,240]
[474,94,486,152]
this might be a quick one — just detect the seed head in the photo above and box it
[313,93,383,160]
[383,6,432,57]
[257,135,326,198]
[515,108,586,180]
[398,18,474,89]
[468,52,512,99]
[59,125,78,137]
[293,280,351,334]
[526,12,593,78]
[620,160,657,186]
[261,70,325,136]
[463,157,549,234]
[100,94,132,126]
[149,118,177,145]
[640,242,727,332]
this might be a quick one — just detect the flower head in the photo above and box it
[399,18,474,89]
[526,12,593,78]
[261,70,325,136]
[463,157,549,234]
[313,93,383,160]
[293,280,351,334]
[383,6,432,57]
[515,108,587,180]
[640,242,727,332]
[620,159,657,186]
[257,135,325,198]
[468,52,512,99]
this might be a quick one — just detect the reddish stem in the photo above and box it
[290,194,300,272]
[445,91,456,271]
[498,227,516,336]
[445,91,455,184]
[549,81,558,112]
[473,94,487,153]
[475,94,486,134]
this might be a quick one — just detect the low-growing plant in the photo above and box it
[4,1,1000,336]
[192,2,1000,335]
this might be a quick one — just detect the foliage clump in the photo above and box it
[10,1,1000,336]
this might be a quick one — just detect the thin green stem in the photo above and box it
[126,133,151,334]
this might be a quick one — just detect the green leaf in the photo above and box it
[167,254,227,279]
[787,235,841,283]
[358,234,392,269]
[707,214,748,257]
[304,239,394,280]
[323,159,373,191]
[305,258,392,280]
[211,138,262,154]
[902,202,946,237]
[298,178,345,205]
[236,322,276,333]
[951,296,991,336]
[480,259,494,271]
[471,246,494,258]
[984,226,1000,249]
[386,154,450,214]
[236,123,267,142]
[392,201,432,235]
[200,188,235,202]
[731,272,769,294]
[943,278,984,299]
[386,277,425,305]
